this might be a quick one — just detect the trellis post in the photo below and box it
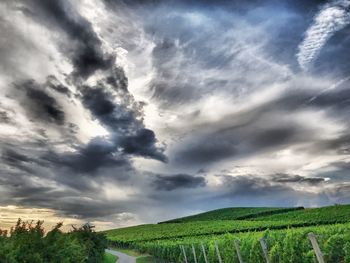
[259,238,271,263]
[201,242,209,263]
[308,232,325,263]
[191,244,198,263]
[215,241,223,263]
[234,239,245,263]
[180,245,188,263]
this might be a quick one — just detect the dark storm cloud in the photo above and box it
[152,173,206,191]
[213,174,331,207]
[173,123,300,167]
[172,80,350,167]
[120,129,167,161]
[46,76,71,96]
[0,111,10,123]
[220,175,294,197]
[44,137,129,174]
[14,80,65,125]
[0,169,127,218]
[0,139,136,218]
[80,86,167,162]
[106,67,129,92]
[0,0,167,221]
[22,0,112,78]
[2,149,33,165]
[81,87,137,132]
[272,174,325,185]
[174,140,237,166]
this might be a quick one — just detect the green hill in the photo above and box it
[105,204,350,262]
[159,206,304,223]
[105,205,350,244]
[251,204,350,223]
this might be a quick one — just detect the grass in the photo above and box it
[136,256,154,263]
[104,252,118,263]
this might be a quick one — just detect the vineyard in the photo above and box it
[105,205,350,262]
[159,207,304,223]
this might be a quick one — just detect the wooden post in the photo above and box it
[201,242,209,263]
[192,244,198,263]
[180,245,188,263]
[259,238,271,263]
[234,239,244,263]
[215,241,223,263]
[308,232,325,263]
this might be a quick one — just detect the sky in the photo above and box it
[1,0,350,230]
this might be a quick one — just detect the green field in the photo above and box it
[160,206,303,223]
[105,204,350,263]
[105,219,315,244]
[251,204,350,223]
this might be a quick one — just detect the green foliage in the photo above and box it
[160,207,303,223]
[105,204,350,262]
[105,219,318,245]
[108,223,350,263]
[105,204,350,246]
[252,204,350,224]
[0,219,108,263]
[136,256,153,263]
[103,252,118,263]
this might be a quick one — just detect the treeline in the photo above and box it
[0,219,107,263]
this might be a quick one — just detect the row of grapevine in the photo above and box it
[127,223,350,263]
[160,207,303,223]
[105,220,345,245]
[104,205,350,245]
[253,205,350,223]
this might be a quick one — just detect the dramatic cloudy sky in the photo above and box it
[1,0,350,230]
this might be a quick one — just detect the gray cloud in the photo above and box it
[21,0,112,79]
[0,111,10,123]
[152,173,206,191]
[46,75,72,96]
[271,173,325,185]
[13,80,65,125]
[171,79,350,168]
[44,138,130,175]
[80,85,167,162]
[1,0,350,228]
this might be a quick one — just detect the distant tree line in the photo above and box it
[0,219,107,263]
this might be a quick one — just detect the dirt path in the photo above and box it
[105,249,137,263]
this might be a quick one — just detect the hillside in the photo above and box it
[251,204,350,223]
[159,206,304,223]
[105,204,350,262]
[105,204,350,244]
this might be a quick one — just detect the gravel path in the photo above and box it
[105,249,137,263]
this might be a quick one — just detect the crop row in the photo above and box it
[132,223,350,263]
[159,207,303,223]
[106,220,313,244]
[252,204,350,223]
[106,217,350,244]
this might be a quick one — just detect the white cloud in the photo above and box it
[297,0,350,71]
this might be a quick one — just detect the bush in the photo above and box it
[0,219,108,263]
